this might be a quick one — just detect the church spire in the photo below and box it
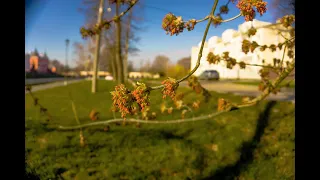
[32,48,39,56]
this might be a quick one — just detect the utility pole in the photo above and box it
[64,39,70,85]
[92,0,105,93]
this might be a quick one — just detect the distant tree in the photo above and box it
[73,42,89,71]
[167,64,189,79]
[49,59,65,74]
[127,60,135,72]
[139,59,151,72]
[47,68,53,74]
[270,0,295,21]
[177,56,191,71]
[79,0,144,84]
[150,55,171,75]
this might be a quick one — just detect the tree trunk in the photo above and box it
[111,46,118,80]
[91,0,105,93]
[105,39,117,81]
[123,9,132,82]
[115,0,124,84]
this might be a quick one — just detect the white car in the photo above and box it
[105,75,114,81]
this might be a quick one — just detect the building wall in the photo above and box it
[30,56,39,70]
[29,55,49,73]
[129,72,153,79]
[38,59,49,73]
[80,71,110,76]
[190,19,294,80]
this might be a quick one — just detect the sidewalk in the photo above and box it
[25,79,84,94]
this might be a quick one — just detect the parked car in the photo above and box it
[198,70,220,80]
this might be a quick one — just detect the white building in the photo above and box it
[191,19,294,79]
[129,72,155,79]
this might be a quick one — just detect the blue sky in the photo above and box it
[26,0,275,69]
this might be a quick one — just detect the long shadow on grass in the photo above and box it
[202,101,277,180]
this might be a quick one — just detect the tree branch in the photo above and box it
[237,61,295,108]
[149,0,220,91]
[82,0,139,35]
[217,58,280,69]
[117,1,138,20]
[221,14,242,23]
[27,89,52,120]
[183,13,241,26]
[242,62,278,69]
[280,45,287,69]
[57,61,294,130]
[196,16,210,23]
[58,111,225,130]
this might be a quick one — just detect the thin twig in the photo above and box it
[58,111,225,130]
[57,61,295,130]
[221,14,242,23]
[237,61,295,108]
[186,13,241,25]
[58,0,295,130]
[117,1,138,20]
[279,78,295,88]
[218,58,279,69]
[280,45,287,69]
[27,89,52,120]
[127,78,137,88]
[85,0,139,32]
[182,105,193,113]
[69,92,81,126]
[183,16,210,24]
[243,63,277,69]
[150,0,220,91]
[196,16,210,23]
[148,17,294,91]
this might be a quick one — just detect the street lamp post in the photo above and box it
[65,39,70,85]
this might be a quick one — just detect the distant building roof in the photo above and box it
[31,48,39,56]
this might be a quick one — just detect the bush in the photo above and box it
[167,65,189,79]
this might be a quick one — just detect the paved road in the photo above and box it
[26,79,295,103]
[148,80,295,103]
[25,79,84,94]
[25,77,65,85]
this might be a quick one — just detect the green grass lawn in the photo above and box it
[233,80,295,88]
[25,80,295,180]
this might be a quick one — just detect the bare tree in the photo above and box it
[177,56,191,71]
[49,59,65,73]
[127,60,135,72]
[270,0,295,21]
[123,9,133,81]
[79,0,143,84]
[150,55,171,75]
[115,0,124,84]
